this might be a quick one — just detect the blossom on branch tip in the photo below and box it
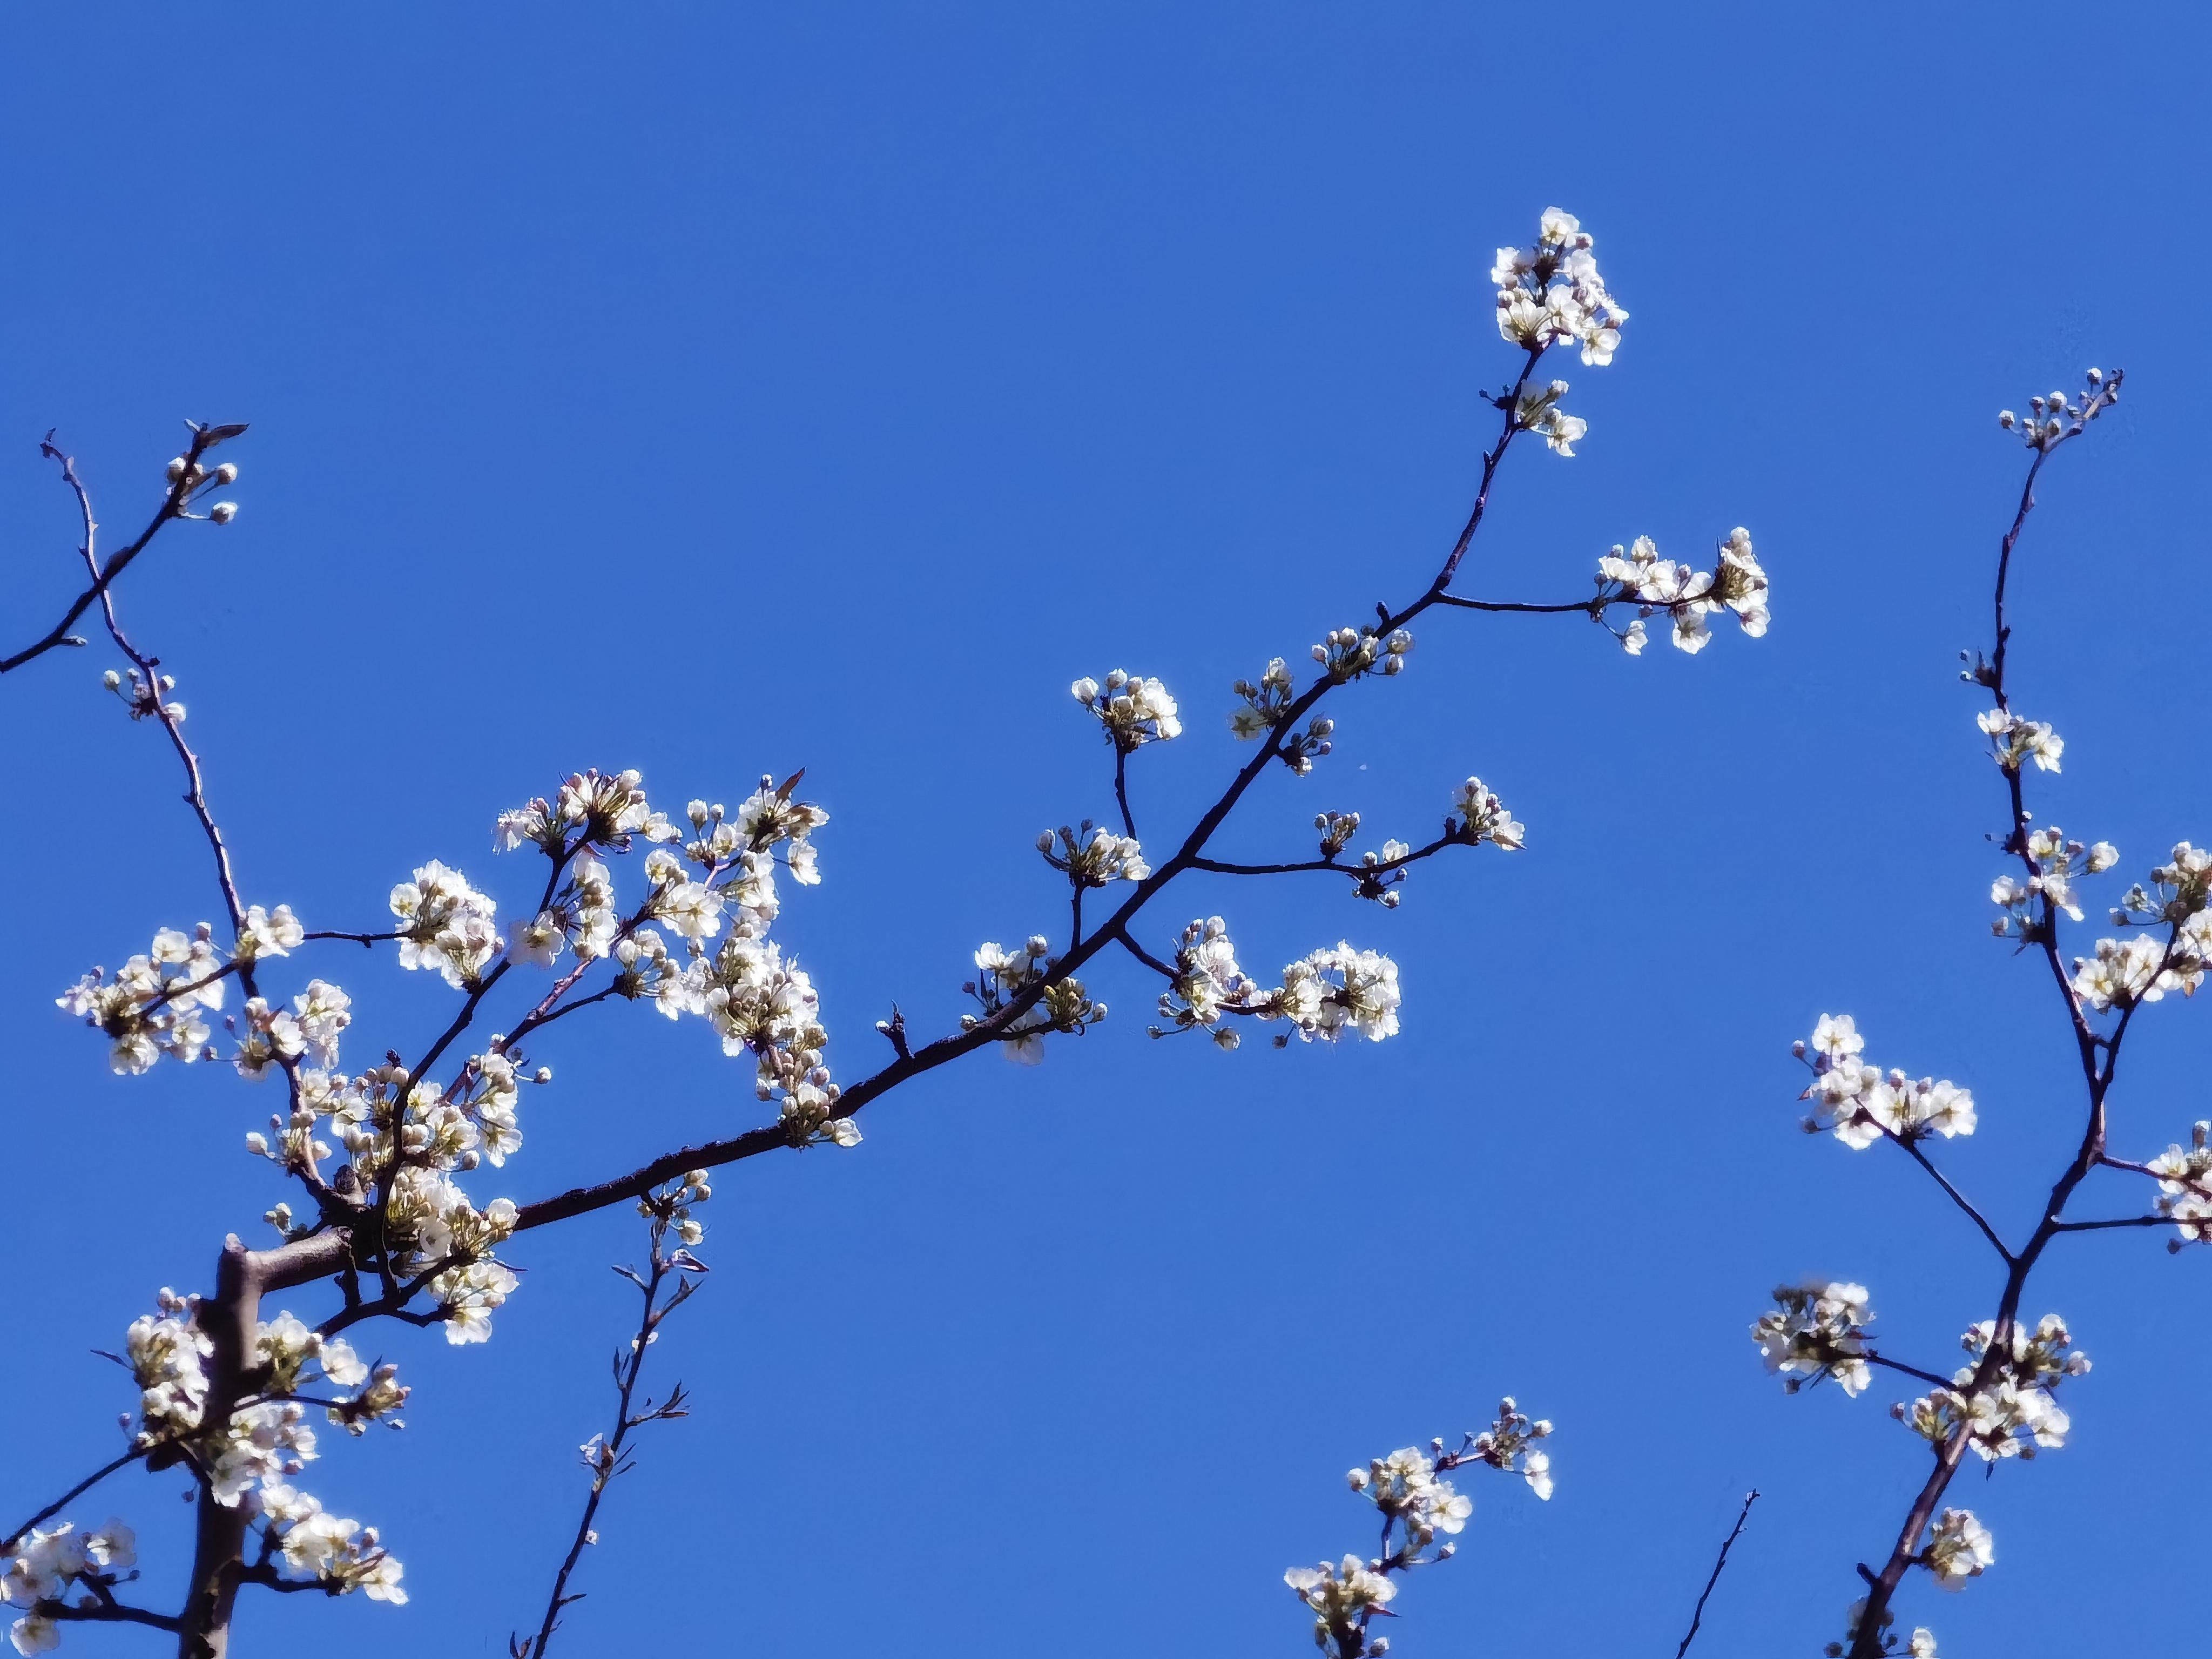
[1796,1019,1974,1147]
[1451,777,1523,850]
[1040,822,1150,887]
[1312,625,1413,684]
[389,860,500,988]
[1998,367,2121,451]
[1595,530,1765,654]
[1920,1507,1993,1589]
[1265,944,1401,1044]
[1289,1399,1553,1657]
[1073,670,1181,750]
[1492,207,1628,365]
[1752,1279,1875,1395]
[2144,1122,2212,1244]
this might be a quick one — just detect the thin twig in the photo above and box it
[1,1448,145,1554]
[1674,1490,1758,1657]
[516,1210,700,1659]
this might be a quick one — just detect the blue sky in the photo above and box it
[3,5,2208,1654]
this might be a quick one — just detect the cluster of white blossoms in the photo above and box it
[1752,1279,1875,1395]
[1071,671,1182,750]
[255,1482,406,1602]
[1229,657,1297,740]
[1449,777,1524,851]
[1513,378,1586,456]
[1492,207,1627,367]
[2069,933,2183,1013]
[966,938,1105,1065]
[390,860,501,988]
[3,1521,137,1656]
[1977,707,2063,774]
[1152,918,1255,1048]
[1225,652,1341,773]
[165,434,244,523]
[1314,625,1414,684]
[496,767,679,855]
[1148,922,1402,1049]
[100,662,185,725]
[1997,366,2119,449]
[2073,842,2212,1011]
[56,921,229,1074]
[111,1296,413,1624]
[1284,1555,1397,1652]
[1289,1402,1553,1659]
[1895,1313,2088,1464]
[232,979,353,1081]
[1990,828,2115,938]
[126,1289,212,1442]
[502,774,847,1145]
[1920,1507,1994,1589]
[1462,1397,1555,1499]
[1038,822,1149,888]
[1795,1017,1975,1149]
[1351,840,1413,907]
[57,906,316,1077]
[2143,1122,2212,1244]
[1595,529,1768,656]
[1268,945,1401,1044]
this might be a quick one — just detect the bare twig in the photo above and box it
[1674,1490,1758,1657]
[512,1201,702,1659]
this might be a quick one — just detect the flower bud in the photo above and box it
[208,501,238,525]
[165,456,188,481]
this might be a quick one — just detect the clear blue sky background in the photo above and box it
[3,6,2208,1655]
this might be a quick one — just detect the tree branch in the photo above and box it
[514,1210,699,1659]
[2,424,237,676]
[2,1448,145,1554]
[1673,1489,1758,1658]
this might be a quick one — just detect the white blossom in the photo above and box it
[1977,707,2064,774]
[1596,530,1765,654]
[389,860,500,988]
[1921,1507,1993,1588]
[1492,207,1628,367]
[1073,670,1181,748]
[1753,1280,1875,1395]
[1797,1020,1974,1147]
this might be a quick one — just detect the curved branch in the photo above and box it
[3,426,237,676]
[2,1448,145,1554]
